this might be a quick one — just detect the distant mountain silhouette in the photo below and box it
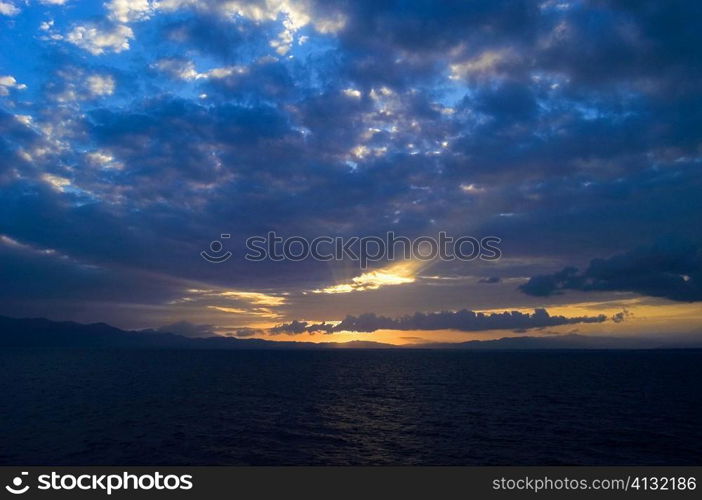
[415,333,702,350]
[0,315,700,350]
[0,315,394,349]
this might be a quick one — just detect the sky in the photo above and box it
[1,0,701,344]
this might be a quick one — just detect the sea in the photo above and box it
[1,349,700,465]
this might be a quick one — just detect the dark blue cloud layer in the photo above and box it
[1,0,701,325]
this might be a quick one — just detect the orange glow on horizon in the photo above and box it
[213,299,702,345]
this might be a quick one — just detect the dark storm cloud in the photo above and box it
[540,1,702,90]
[206,59,299,101]
[159,14,268,60]
[270,320,335,335]
[87,97,294,183]
[331,0,536,88]
[273,308,606,334]
[520,241,702,302]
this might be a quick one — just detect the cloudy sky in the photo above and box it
[1,0,701,344]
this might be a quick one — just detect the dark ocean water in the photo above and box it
[1,349,701,465]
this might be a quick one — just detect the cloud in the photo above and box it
[167,288,286,322]
[520,241,702,302]
[450,49,517,81]
[66,24,134,55]
[272,308,607,334]
[153,58,247,81]
[611,309,633,323]
[86,75,116,96]
[311,262,419,294]
[43,67,117,103]
[270,319,329,335]
[106,0,154,23]
[0,1,19,17]
[41,173,71,192]
[0,75,26,96]
[155,0,345,36]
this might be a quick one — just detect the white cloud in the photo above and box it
[86,150,123,170]
[66,24,134,55]
[106,0,153,23]
[148,0,317,56]
[41,173,71,192]
[460,183,486,194]
[14,114,32,125]
[39,0,71,5]
[312,262,420,294]
[156,0,308,25]
[0,1,19,16]
[47,68,117,103]
[156,0,345,46]
[313,12,346,34]
[0,75,27,96]
[270,26,294,55]
[86,74,116,96]
[450,49,515,80]
[153,58,247,81]
[53,1,344,56]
